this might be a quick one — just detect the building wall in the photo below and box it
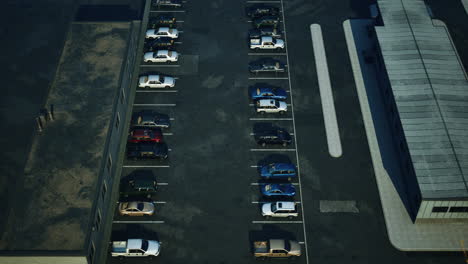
[416,200,468,219]
[85,20,141,264]
[0,256,87,264]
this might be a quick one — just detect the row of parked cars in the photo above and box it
[246,4,302,259]
[110,3,184,258]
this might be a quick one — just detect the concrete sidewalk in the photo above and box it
[343,19,468,251]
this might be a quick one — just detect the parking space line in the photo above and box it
[154,201,167,204]
[251,182,299,186]
[249,117,293,121]
[246,20,282,23]
[163,133,173,135]
[113,221,165,224]
[246,1,281,3]
[174,41,183,44]
[248,53,286,56]
[140,64,180,67]
[250,132,294,136]
[252,201,301,204]
[252,220,303,224]
[248,77,289,80]
[136,90,178,93]
[150,10,186,13]
[250,165,259,168]
[157,182,169,186]
[170,118,175,120]
[280,0,310,262]
[176,21,184,23]
[134,103,176,106]
[249,103,291,106]
[298,241,305,245]
[122,165,170,168]
[178,31,184,33]
[310,24,342,158]
[250,149,296,151]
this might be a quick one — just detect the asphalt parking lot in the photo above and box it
[107,0,466,263]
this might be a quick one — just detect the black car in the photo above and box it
[249,58,286,74]
[148,14,176,28]
[145,37,175,51]
[246,4,280,18]
[127,142,169,160]
[249,26,282,39]
[253,16,280,28]
[153,0,182,8]
[255,128,292,147]
[120,170,157,198]
[131,110,171,128]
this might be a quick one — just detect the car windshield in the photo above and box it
[169,28,174,34]
[137,203,145,211]
[275,101,280,107]
[159,76,165,82]
[271,203,277,212]
[264,184,271,191]
[144,76,148,82]
[122,202,129,209]
[269,164,276,172]
[256,88,261,95]
[168,51,172,56]
[141,240,149,251]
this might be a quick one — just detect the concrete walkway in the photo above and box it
[343,19,468,251]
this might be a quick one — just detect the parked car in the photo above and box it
[143,50,178,63]
[146,27,179,39]
[252,16,280,28]
[111,239,161,257]
[256,99,287,114]
[255,127,292,146]
[128,128,163,143]
[148,14,176,28]
[131,111,171,128]
[250,36,284,50]
[152,0,182,8]
[138,75,175,89]
[127,142,169,160]
[120,170,157,198]
[260,163,296,180]
[253,239,301,258]
[249,86,287,101]
[246,4,280,18]
[261,183,296,197]
[249,58,286,73]
[145,37,174,51]
[249,26,282,39]
[118,201,155,216]
[262,201,299,218]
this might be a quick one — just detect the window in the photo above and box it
[432,206,449,213]
[107,155,112,173]
[115,113,120,129]
[449,207,468,213]
[101,181,107,200]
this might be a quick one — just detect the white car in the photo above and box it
[139,75,175,89]
[262,201,298,218]
[146,27,179,39]
[143,50,178,63]
[256,99,287,114]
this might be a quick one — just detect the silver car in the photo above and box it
[256,99,287,114]
[118,201,155,216]
[139,75,175,89]
[262,201,298,218]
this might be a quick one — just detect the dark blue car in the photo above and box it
[261,183,296,197]
[260,163,296,180]
[249,86,287,101]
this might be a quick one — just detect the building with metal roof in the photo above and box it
[374,0,468,220]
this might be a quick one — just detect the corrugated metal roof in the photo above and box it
[375,0,468,198]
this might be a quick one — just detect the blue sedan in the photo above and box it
[260,163,296,180]
[261,183,296,197]
[249,86,288,101]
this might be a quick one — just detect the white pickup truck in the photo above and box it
[111,239,161,257]
[250,36,284,50]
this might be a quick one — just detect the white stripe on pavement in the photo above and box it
[248,77,289,80]
[113,221,165,224]
[248,53,286,56]
[140,64,180,67]
[134,103,176,106]
[252,221,303,224]
[250,149,296,151]
[310,24,342,158]
[249,118,293,121]
[136,90,178,93]
[122,165,170,168]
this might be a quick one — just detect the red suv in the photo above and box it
[128,128,163,143]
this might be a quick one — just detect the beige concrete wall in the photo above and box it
[416,200,468,219]
[0,256,87,264]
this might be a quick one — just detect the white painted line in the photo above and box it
[174,77,180,80]
[163,133,173,135]
[249,118,293,121]
[281,0,310,262]
[247,1,281,3]
[140,64,180,67]
[252,220,303,224]
[248,77,289,80]
[248,53,287,56]
[122,165,170,168]
[250,165,259,168]
[250,149,296,152]
[136,90,178,93]
[298,241,305,245]
[157,182,169,186]
[154,201,166,204]
[252,201,301,204]
[310,24,342,158]
[113,221,165,224]
[170,118,175,120]
[168,148,172,151]
[176,20,184,23]
[178,31,184,33]
[251,182,299,186]
[247,20,282,23]
[150,10,186,13]
[133,103,176,106]
[250,132,294,136]
[174,41,182,44]
[249,103,291,106]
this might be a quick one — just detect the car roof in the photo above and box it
[270,163,295,170]
[258,99,276,106]
[157,27,170,32]
[157,50,169,56]
[276,201,296,210]
[148,75,160,81]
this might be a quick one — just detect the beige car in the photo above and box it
[118,201,155,216]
